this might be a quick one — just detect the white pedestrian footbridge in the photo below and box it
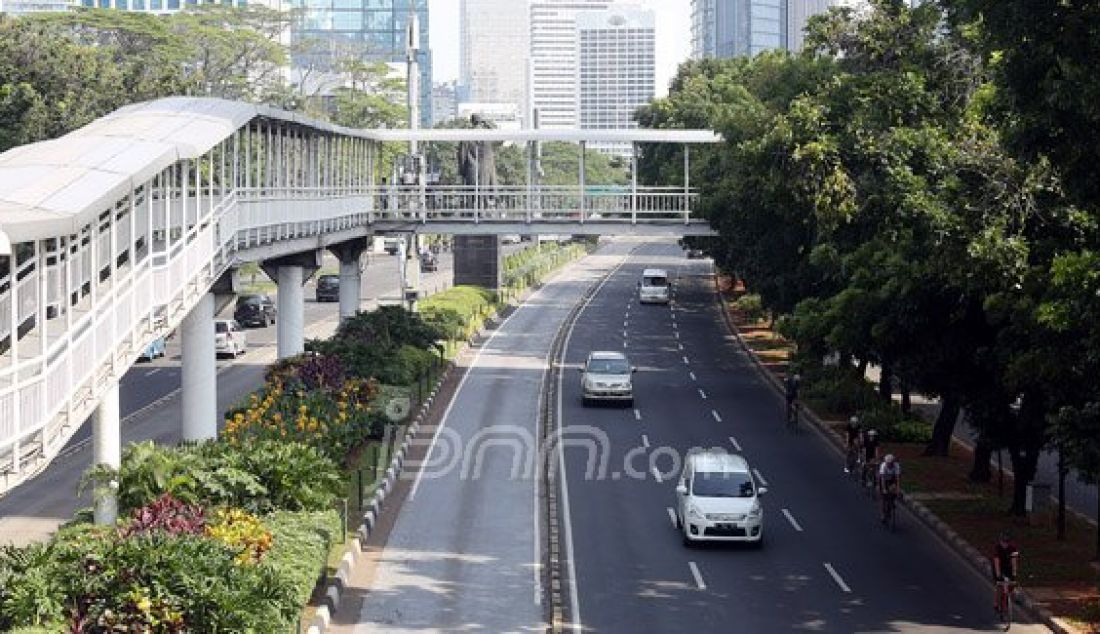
[0,97,719,502]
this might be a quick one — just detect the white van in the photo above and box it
[675,452,766,546]
[638,268,671,304]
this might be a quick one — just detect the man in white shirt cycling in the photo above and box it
[878,453,901,524]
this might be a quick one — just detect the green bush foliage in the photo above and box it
[262,510,343,607]
[732,293,765,323]
[88,440,344,516]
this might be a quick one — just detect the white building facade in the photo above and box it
[460,0,530,124]
[576,6,655,155]
[529,0,612,129]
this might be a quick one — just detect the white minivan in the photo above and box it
[638,268,670,304]
[675,452,766,547]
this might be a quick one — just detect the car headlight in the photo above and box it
[687,504,704,520]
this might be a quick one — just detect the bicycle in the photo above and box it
[861,460,879,499]
[786,400,801,433]
[881,487,899,531]
[994,578,1016,630]
[845,445,860,479]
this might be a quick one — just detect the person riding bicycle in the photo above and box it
[860,428,880,486]
[991,531,1020,611]
[845,416,863,473]
[878,453,901,523]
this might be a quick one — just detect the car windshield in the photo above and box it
[239,296,262,306]
[692,471,755,498]
[319,276,339,287]
[643,276,667,288]
[587,358,630,374]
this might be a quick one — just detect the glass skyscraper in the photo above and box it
[290,0,432,127]
[691,0,790,58]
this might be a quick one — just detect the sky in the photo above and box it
[428,0,693,98]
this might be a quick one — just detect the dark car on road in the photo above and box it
[233,294,276,327]
[316,274,340,302]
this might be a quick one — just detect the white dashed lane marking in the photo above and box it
[752,468,769,487]
[711,410,722,423]
[824,563,852,593]
[651,467,663,483]
[688,562,707,590]
[698,388,708,400]
[782,508,803,532]
[666,507,677,528]
[634,408,642,421]
[689,371,697,382]
[642,434,651,449]
[728,436,741,451]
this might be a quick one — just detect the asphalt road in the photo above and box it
[558,241,1048,633]
[337,240,639,632]
[0,249,459,545]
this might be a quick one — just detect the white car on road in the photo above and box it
[580,351,635,406]
[638,268,671,304]
[676,452,766,546]
[215,319,247,357]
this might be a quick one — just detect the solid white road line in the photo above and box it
[689,371,697,381]
[634,408,642,421]
[823,563,852,593]
[752,468,769,487]
[782,508,804,532]
[698,388,708,400]
[711,409,722,423]
[642,434,651,449]
[651,466,663,483]
[688,562,707,590]
[728,436,742,452]
[666,507,677,527]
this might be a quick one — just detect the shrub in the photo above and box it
[206,508,273,565]
[224,378,380,463]
[119,493,207,538]
[802,366,879,417]
[732,293,765,322]
[95,440,344,516]
[262,510,342,607]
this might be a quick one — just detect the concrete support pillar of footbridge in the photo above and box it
[93,379,120,526]
[264,251,321,359]
[453,235,501,291]
[328,238,369,322]
[181,292,217,442]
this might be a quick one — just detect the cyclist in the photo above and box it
[991,531,1020,613]
[878,453,901,523]
[861,428,880,489]
[844,415,862,474]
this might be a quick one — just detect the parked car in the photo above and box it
[686,248,705,259]
[501,234,522,245]
[420,251,438,272]
[214,319,247,357]
[234,294,276,327]
[675,451,766,547]
[315,274,340,302]
[579,350,635,406]
[138,337,166,361]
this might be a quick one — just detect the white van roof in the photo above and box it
[642,268,668,277]
[687,451,749,474]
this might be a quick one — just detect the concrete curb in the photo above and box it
[713,279,1064,634]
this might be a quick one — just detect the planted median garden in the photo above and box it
[0,240,590,632]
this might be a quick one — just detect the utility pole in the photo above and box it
[403,0,422,311]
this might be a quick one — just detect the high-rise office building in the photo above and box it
[290,0,433,127]
[787,0,832,51]
[529,0,612,129]
[691,0,787,58]
[460,0,529,123]
[432,81,458,126]
[576,6,654,154]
